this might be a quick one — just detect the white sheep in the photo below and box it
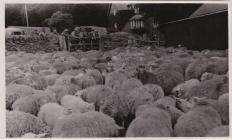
[10,74,48,90]
[52,111,122,137]
[126,106,173,137]
[218,93,229,125]
[136,103,184,127]
[86,68,104,85]
[206,125,229,137]
[117,78,143,94]
[6,111,50,138]
[61,95,95,113]
[72,73,96,89]
[135,84,164,101]
[44,74,60,86]
[176,96,219,113]
[172,79,200,99]
[75,85,114,110]
[12,91,56,116]
[105,71,128,90]
[187,74,228,99]
[154,96,176,107]
[38,102,72,129]
[174,104,222,136]
[6,84,34,110]
[185,58,208,80]
[45,84,80,103]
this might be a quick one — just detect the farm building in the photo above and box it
[110,3,228,50]
[159,4,228,50]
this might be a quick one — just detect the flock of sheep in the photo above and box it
[6,45,229,137]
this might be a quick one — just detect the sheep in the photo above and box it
[86,69,104,85]
[44,74,60,86]
[172,79,200,99]
[99,93,130,127]
[154,96,176,107]
[136,103,184,127]
[126,106,173,137]
[137,84,164,101]
[39,69,57,76]
[117,78,143,94]
[174,104,222,136]
[38,103,72,129]
[151,69,184,95]
[105,71,128,90]
[61,95,95,113]
[206,125,229,137]
[200,72,214,81]
[206,57,228,75]
[127,87,154,116]
[12,91,56,116]
[75,85,114,111]
[156,61,184,76]
[187,74,228,99]
[52,111,122,137]
[6,84,34,110]
[52,62,72,74]
[185,59,208,80]
[218,93,229,125]
[10,74,47,90]
[54,75,74,86]
[6,111,50,138]
[45,84,80,103]
[72,73,97,89]
[176,97,219,113]
[6,67,25,85]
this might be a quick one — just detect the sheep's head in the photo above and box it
[176,98,194,113]
[172,86,185,98]
[200,72,213,81]
[189,96,209,106]
[99,94,118,118]
[157,104,184,126]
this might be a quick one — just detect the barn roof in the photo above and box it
[190,4,228,18]
[110,4,129,14]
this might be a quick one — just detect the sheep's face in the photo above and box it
[200,72,213,81]
[75,90,84,97]
[100,95,118,118]
[189,96,208,106]
[172,86,184,98]
[176,98,193,113]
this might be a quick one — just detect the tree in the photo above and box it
[45,11,74,33]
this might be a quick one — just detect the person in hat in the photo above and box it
[61,29,70,51]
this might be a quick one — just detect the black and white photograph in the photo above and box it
[4,1,230,138]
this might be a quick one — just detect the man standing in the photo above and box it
[61,29,70,51]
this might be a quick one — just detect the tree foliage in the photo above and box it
[5,4,109,28]
[45,11,74,33]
